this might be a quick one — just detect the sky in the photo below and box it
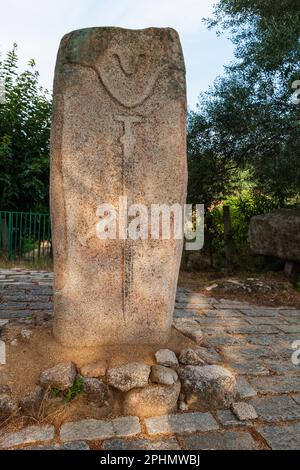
[0,0,234,109]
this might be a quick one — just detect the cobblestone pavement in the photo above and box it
[1,268,300,450]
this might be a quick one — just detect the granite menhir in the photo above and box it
[50,27,187,347]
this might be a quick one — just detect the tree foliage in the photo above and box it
[0,45,51,212]
[188,0,300,208]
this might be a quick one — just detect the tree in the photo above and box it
[188,0,300,207]
[0,44,51,212]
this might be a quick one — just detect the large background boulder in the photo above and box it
[249,209,300,263]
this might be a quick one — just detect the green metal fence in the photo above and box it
[0,211,52,261]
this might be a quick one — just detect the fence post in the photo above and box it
[8,212,12,260]
[223,205,233,270]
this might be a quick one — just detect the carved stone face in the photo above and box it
[95,37,164,108]
[60,27,184,109]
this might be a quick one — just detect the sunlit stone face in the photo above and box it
[50,27,187,348]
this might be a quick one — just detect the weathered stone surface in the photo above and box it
[0,425,54,449]
[103,437,180,450]
[179,348,205,366]
[82,377,108,403]
[292,394,300,405]
[19,386,44,413]
[173,321,203,344]
[249,376,300,394]
[60,419,113,441]
[229,362,269,376]
[112,416,141,438]
[0,340,5,365]
[40,362,76,390]
[249,209,300,262]
[195,347,221,364]
[249,395,300,422]
[51,27,187,347]
[231,402,258,421]
[179,365,237,408]
[150,365,178,385]
[145,411,219,435]
[123,382,180,417]
[60,416,140,441]
[236,377,257,399]
[80,361,107,378]
[184,431,258,450]
[258,423,300,450]
[0,385,17,421]
[25,441,90,450]
[155,349,178,367]
[107,362,150,392]
[20,328,32,340]
[217,409,250,427]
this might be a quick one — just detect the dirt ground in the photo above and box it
[0,322,195,433]
[178,271,300,308]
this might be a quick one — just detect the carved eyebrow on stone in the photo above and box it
[64,60,184,109]
[112,53,147,77]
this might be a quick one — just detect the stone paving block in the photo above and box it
[0,425,55,449]
[112,417,141,437]
[245,335,284,346]
[173,310,199,319]
[25,441,90,450]
[0,302,29,309]
[184,431,258,450]
[266,361,300,375]
[257,423,300,450]
[197,318,249,327]
[0,310,31,318]
[250,376,300,394]
[60,417,141,441]
[277,325,300,334]
[226,325,279,335]
[292,394,300,404]
[249,395,300,422]
[204,309,244,318]
[239,308,279,317]
[246,317,289,326]
[231,402,258,420]
[145,412,219,435]
[236,377,257,399]
[218,300,253,309]
[229,362,270,376]
[221,346,275,362]
[207,335,246,347]
[60,419,113,441]
[217,410,250,427]
[102,437,180,450]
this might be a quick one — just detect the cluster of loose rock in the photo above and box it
[1,346,257,423]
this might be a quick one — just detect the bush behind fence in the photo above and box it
[0,211,52,261]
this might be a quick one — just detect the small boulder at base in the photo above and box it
[179,348,205,366]
[40,363,76,391]
[150,365,178,385]
[19,386,44,414]
[155,349,178,367]
[80,361,107,378]
[107,363,150,392]
[231,402,258,421]
[82,377,108,404]
[195,347,221,365]
[179,365,237,409]
[123,382,181,417]
[0,385,17,421]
